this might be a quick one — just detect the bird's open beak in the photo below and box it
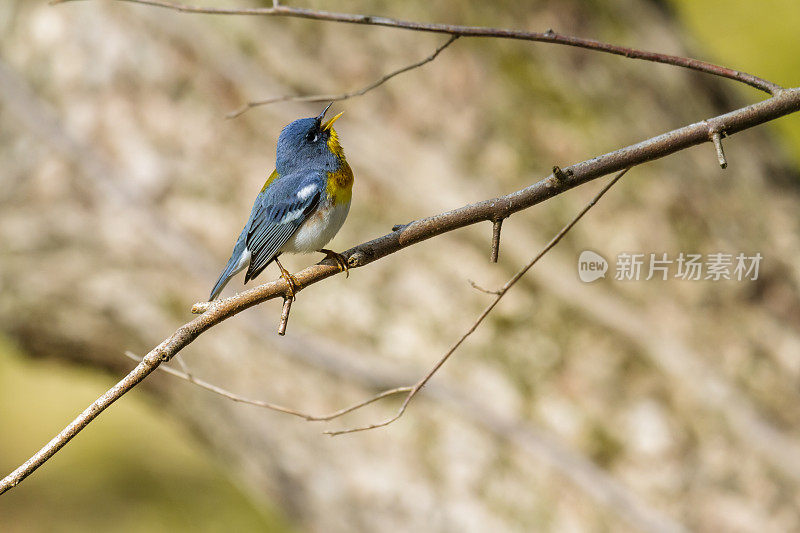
[321,111,344,132]
[316,102,333,123]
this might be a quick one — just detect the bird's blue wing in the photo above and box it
[244,172,324,282]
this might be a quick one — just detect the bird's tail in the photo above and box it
[209,232,250,301]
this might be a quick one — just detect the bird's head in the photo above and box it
[276,103,345,174]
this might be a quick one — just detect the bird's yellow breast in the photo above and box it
[325,127,353,205]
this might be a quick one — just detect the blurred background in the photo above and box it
[2,0,800,531]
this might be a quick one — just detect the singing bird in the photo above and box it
[209,104,353,301]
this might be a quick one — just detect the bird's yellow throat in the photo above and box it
[326,127,353,205]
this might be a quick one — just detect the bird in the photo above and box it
[209,103,353,301]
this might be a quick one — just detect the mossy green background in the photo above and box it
[2,1,799,531]
[671,0,800,163]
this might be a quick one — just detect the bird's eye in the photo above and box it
[306,131,319,143]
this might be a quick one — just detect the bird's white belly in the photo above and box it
[281,199,350,253]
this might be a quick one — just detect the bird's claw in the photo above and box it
[275,257,300,299]
[282,271,300,299]
[320,248,349,278]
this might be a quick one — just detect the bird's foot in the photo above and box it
[319,248,349,278]
[275,257,300,299]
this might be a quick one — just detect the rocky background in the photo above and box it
[2,0,800,531]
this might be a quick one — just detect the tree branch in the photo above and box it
[3,86,799,495]
[54,0,784,95]
[122,351,413,421]
[490,218,504,262]
[711,130,728,169]
[226,35,459,118]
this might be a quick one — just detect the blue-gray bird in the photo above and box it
[209,104,352,301]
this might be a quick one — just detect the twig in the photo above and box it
[3,85,800,494]
[711,131,727,169]
[123,351,411,421]
[277,297,292,335]
[468,279,503,295]
[490,218,504,262]
[174,354,193,378]
[53,0,784,95]
[227,35,459,118]
[324,168,629,435]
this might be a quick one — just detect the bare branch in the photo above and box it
[711,131,728,169]
[173,354,193,378]
[3,86,800,494]
[468,279,503,295]
[325,168,629,435]
[490,218,504,262]
[277,297,293,335]
[54,0,784,95]
[123,351,412,421]
[227,35,459,118]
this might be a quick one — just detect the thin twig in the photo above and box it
[53,0,784,95]
[277,297,293,335]
[173,354,193,378]
[468,279,503,295]
[490,218,504,262]
[3,85,800,494]
[123,351,411,421]
[711,131,727,169]
[324,168,629,436]
[227,35,458,118]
